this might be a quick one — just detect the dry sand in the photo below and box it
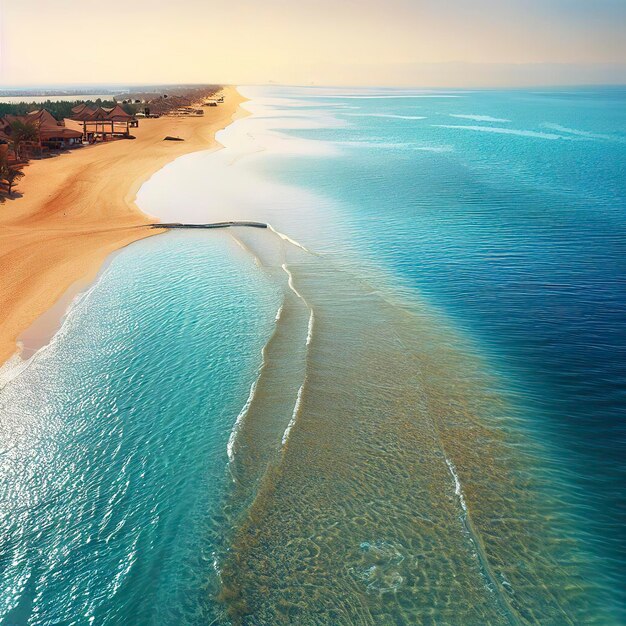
[0,86,245,365]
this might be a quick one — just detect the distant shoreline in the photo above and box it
[0,85,246,366]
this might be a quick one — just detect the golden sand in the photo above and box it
[0,86,245,364]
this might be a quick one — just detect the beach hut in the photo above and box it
[70,103,136,139]
[0,110,83,156]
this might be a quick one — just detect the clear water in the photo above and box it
[1,86,625,624]
[0,232,280,624]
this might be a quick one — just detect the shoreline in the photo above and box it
[0,85,246,365]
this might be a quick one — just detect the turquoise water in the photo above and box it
[2,86,625,624]
[0,232,280,624]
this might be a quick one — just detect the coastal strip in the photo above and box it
[0,86,246,365]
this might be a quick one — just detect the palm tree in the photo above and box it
[9,120,38,161]
[0,152,24,196]
[4,167,24,195]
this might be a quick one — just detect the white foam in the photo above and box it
[445,457,467,512]
[0,354,30,391]
[450,114,511,123]
[226,297,286,466]
[281,263,306,303]
[282,384,305,446]
[415,145,454,153]
[541,123,615,141]
[268,225,312,254]
[306,310,315,347]
[227,377,259,464]
[433,124,572,140]
[333,139,452,152]
[346,113,427,120]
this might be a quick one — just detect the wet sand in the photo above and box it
[0,86,245,365]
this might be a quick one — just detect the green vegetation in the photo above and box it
[0,99,137,121]
[7,120,38,160]
[0,152,25,198]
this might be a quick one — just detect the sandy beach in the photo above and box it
[0,86,244,365]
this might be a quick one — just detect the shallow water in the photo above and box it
[0,232,280,624]
[1,86,625,624]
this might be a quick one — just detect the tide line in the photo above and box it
[267,224,314,255]
[227,377,260,465]
[279,262,315,447]
[282,384,305,446]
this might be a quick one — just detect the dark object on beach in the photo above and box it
[150,221,268,230]
[163,136,184,141]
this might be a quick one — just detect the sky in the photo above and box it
[0,0,625,87]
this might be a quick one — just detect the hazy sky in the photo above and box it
[1,0,625,87]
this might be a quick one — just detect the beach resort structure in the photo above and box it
[70,104,137,141]
[138,95,204,118]
[0,109,84,157]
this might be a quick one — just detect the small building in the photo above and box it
[0,109,83,157]
[70,103,137,139]
[0,132,9,161]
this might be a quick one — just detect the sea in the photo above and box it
[0,85,624,625]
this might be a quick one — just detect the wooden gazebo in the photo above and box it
[70,104,136,140]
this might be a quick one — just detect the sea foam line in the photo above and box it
[541,122,617,141]
[281,263,306,302]
[279,262,315,446]
[281,262,315,347]
[450,114,511,123]
[306,310,315,346]
[346,113,427,120]
[444,455,521,624]
[445,457,468,512]
[282,384,305,446]
[227,377,260,465]
[433,124,572,140]
[268,224,313,254]
[226,297,285,467]
[227,231,315,467]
